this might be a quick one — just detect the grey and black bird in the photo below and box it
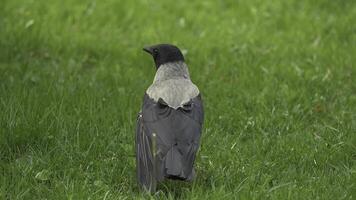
[136,44,204,192]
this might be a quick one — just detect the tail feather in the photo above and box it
[164,146,184,178]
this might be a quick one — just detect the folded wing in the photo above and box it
[135,93,204,191]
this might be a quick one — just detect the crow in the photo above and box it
[136,44,204,192]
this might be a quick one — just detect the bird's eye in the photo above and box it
[153,49,158,54]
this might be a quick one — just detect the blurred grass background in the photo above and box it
[0,0,355,199]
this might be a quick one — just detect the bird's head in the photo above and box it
[143,44,185,69]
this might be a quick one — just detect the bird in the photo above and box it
[136,44,204,192]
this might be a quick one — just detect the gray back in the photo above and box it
[146,62,200,109]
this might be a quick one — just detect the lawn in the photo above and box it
[0,0,355,199]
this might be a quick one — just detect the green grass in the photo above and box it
[1,0,356,199]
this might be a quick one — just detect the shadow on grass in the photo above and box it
[136,168,214,199]
[156,180,193,199]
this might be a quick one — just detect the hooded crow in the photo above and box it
[136,44,204,192]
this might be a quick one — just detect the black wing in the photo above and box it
[135,111,157,192]
[136,93,204,190]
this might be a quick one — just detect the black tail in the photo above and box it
[165,145,184,178]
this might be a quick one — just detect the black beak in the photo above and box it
[143,46,153,54]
